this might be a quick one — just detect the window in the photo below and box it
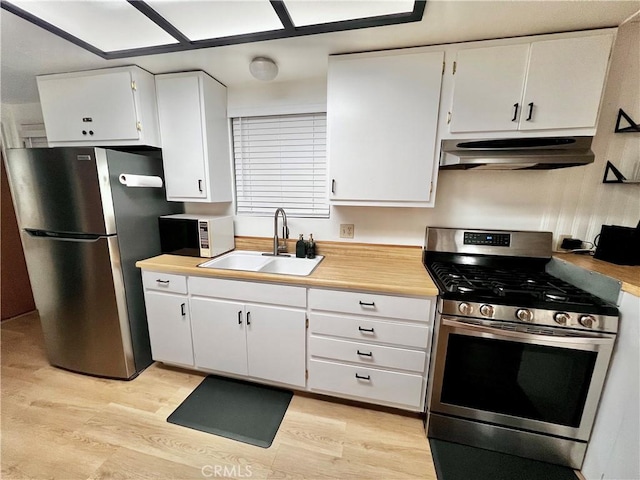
[232,113,329,218]
[19,123,48,148]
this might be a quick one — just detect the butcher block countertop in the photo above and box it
[136,237,439,297]
[554,252,640,297]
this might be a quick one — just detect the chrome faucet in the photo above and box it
[268,208,290,256]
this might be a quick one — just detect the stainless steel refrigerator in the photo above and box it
[5,147,182,379]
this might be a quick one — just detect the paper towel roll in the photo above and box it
[118,174,163,188]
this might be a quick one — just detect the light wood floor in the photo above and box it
[1,312,437,479]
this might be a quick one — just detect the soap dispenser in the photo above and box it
[307,234,316,259]
[296,234,307,258]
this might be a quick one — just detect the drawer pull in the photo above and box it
[359,301,375,307]
[180,303,186,316]
[246,311,251,326]
[357,350,372,357]
[238,310,242,325]
[156,279,170,284]
[358,326,375,333]
[355,373,371,381]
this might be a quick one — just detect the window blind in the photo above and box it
[232,113,329,218]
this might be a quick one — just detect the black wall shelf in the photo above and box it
[603,161,640,184]
[614,109,640,133]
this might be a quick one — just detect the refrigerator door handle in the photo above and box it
[24,229,105,243]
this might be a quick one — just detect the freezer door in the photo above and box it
[22,230,136,378]
[5,148,113,234]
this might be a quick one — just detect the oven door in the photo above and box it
[429,316,615,441]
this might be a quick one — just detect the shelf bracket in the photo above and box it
[614,108,640,133]
[603,161,640,184]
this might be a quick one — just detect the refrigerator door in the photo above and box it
[5,147,115,234]
[21,230,136,378]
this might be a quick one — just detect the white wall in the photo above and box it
[189,20,639,247]
[3,21,637,248]
[540,16,640,244]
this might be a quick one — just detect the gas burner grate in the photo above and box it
[428,261,612,309]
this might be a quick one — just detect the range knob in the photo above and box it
[479,304,495,317]
[554,312,570,325]
[579,315,598,329]
[516,308,533,322]
[458,302,473,315]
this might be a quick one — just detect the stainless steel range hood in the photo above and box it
[440,137,595,170]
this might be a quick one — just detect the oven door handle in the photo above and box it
[442,318,614,346]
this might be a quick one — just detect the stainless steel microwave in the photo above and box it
[159,214,234,258]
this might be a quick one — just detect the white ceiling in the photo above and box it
[2,1,639,104]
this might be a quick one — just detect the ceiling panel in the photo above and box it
[284,0,416,27]
[146,0,285,40]
[8,0,179,52]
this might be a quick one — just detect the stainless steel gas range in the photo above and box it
[422,227,619,469]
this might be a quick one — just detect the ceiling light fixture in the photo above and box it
[249,57,279,81]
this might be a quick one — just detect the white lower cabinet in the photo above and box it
[141,270,434,411]
[309,336,427,372]
[309,359,424,409]
[190,296,306,387]
[143,290,194,367]
[190,298,248,376]
[307,288,433,411]
[245,304,306,387]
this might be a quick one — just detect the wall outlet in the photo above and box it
[340,224,354,239]
[556,234,572,251]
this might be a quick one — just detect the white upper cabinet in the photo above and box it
[449,44,529,133]
[519,35,613,131]
[37,66,161,147]
[327,48,444,207]
[449,33,613,134]
[155,71,232,203]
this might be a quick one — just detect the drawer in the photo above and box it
[309,336,427,373]
[188,276,306,308]
[142,271,187,294]
[308,288,431,322]
[309,313,430,349]
[308,359,424,409]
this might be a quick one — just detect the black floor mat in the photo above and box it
[429,438,579,480]
[167,375,292,448]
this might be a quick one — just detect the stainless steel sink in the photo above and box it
[198,250,323,276]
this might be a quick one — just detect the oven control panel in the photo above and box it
[464,232,511,247]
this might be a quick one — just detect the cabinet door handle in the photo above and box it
[156,279,170,284]
[357,350,372,357]
[526,102,534,121]
[358,326,374,333]
[180,303,186,316]
[512,103,519,122]
[331,179,336,194]
[359,301,375,307]
[238,310,243,325]
[198,179,203,192]
[246,311,251,325]
[355,373,371,381]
